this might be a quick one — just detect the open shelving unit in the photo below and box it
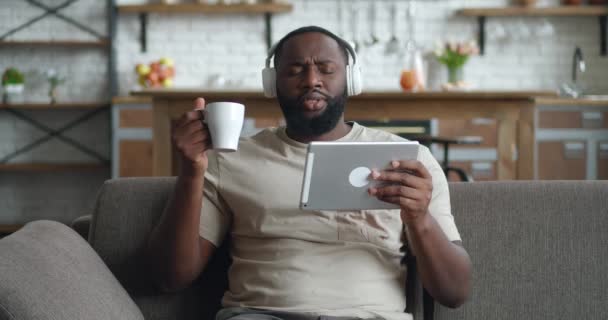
[457,6,608,55]
[0,40,110,48]
[117,2,293,14]
[117,2,293,52]
[0,1,116,177]
[0,163,108,172]
[0,102,110,110]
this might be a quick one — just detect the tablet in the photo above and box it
[300,141,420,211]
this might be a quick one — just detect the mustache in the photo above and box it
[297,89,331,103]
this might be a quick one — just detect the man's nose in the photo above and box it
[302,67,322,89]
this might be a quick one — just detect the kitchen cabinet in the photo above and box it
[448,161,497,181]
[437,118,497,148]
[535,98,608,180]
[112,97,153,178]
[133,89,556,180]
[538,141,587,180]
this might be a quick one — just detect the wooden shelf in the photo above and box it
[112,96,152,105]
[0,163,108,172]
[0,40,110,48]
[0,103,110,110]
[118,2,292,14]
[457,6,608,56]
[117,2,292,52]
[458,6,608,17]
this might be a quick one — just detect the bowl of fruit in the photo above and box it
[135,57,175,88]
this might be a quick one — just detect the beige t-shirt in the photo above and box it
[200,122,461,320]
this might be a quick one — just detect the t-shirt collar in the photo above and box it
[277,122,363,148]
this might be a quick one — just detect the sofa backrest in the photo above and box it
[435,181,608,320]
[91,178,608,320]
[89,177,425,320]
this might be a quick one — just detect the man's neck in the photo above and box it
[286,120,352,144]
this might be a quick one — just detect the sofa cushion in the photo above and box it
[0,220,143,320]
[435,181,608,320]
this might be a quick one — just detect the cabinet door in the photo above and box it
[437,118,496,148]
[538,111,582,128]
[448,161,496,181]
[538,141,586,180]
[119,140,153,177]
[119,108,153,128]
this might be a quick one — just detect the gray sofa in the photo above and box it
[1,178,606,320]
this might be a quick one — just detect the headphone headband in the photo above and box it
[262,28,362,97]
[264,37,358,69]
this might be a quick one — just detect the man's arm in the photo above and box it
[405,215,471,308]
[145,98,217,292]
[370,160,472,308]
[146,175,217,292]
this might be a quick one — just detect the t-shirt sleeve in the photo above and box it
[417,146,462,242]
[200,153,232,247]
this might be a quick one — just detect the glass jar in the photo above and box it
[400,46,426,92]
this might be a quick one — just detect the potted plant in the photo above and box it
[1,67,25,104]
[434,40,479,91]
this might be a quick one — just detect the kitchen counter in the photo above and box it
[536,97,608,106]
[132,89,555,100]
[132,89,557,180]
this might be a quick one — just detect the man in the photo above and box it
[146,26,471,320]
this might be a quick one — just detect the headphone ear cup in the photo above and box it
[346,64,362,96]
[346,65,353,96]
[262,67,277,98]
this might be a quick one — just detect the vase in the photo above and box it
[447,66,464,84]
[2,84,24,104]
[49,87,58,104]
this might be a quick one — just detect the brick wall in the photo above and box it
[116,0,608,94]
[1,0,607,224]
[3,0,606,101]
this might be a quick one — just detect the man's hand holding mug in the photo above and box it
[173,98,245,176]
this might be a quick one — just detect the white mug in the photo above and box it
[203,102,245,152]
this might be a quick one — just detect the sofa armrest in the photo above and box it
[89,177,224,320]
[0,221,143,320]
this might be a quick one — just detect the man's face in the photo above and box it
[275,32,348,137]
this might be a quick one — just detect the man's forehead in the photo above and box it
[279,32,345,62]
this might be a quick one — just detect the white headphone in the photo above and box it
[262,35,363,98]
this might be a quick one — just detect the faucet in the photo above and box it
[572,46,586,83]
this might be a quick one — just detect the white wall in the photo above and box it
[1,0,607,224]
[3,0,607,101]
[116,0,608,95]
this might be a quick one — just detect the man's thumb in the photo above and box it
[194,97,206,110]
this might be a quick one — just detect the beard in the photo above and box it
[277,88,347,137]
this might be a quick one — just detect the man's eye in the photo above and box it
[319,66,335,74]
[288,67,303,75]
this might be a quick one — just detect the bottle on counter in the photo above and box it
[400,46,426,93]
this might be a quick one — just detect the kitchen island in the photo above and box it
[132,89,556,180]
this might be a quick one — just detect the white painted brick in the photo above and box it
[2,0,608,224]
